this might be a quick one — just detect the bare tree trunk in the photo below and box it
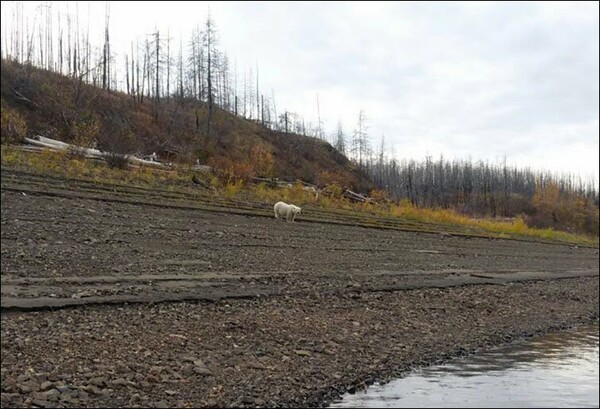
[222,54,230,111]
[136,42,140,102]
[247,65,254,119]
[178,38,184,100]
[155,30,160,121]
[243,70,247,117]
[125,54,130,95]
[140,43,147,104]
[191,38,197,100]
[256,64,260,122]
[233,58,238,115]
[85,2,90,82]
[198,46,204,101]
[38,22,43,68]
[271,89,278,130]
[166,30,170,99]
[316,93,322,140]
[130,42,135,101]
[58,12,63,73]
[206,17,213,137]
[102,3,110,90]
[67,12,72,72]
[75,3,81,77]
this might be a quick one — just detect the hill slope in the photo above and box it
[0,59,374,191]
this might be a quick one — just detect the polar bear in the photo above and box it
[274,201,302,222]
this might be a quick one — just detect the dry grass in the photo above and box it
[1,146,196,188]
[385,199,597,245]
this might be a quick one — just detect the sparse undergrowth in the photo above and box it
[2,145,598,247]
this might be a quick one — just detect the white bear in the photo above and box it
[273,201,302,222]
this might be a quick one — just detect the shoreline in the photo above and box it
[328,320,600,409]
[2,276,598,408]
[322,316,600,409]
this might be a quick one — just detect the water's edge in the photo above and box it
[327,319,600,408]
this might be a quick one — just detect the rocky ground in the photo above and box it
[1,168,599,408]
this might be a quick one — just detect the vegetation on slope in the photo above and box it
[1,59,374,191]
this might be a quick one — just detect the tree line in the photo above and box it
[330,110,598,235]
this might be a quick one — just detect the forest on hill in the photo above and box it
[0,58,372,191]
[1,3,597,236]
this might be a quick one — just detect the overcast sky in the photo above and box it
[2,1,599,181]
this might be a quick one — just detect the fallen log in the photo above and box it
[23,136,172,169]
[343,189,373,203]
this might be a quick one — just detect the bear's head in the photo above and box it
[293,206,302,215]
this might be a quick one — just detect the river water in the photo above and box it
[330,322,599,408]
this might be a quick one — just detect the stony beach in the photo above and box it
[1,277,598,408]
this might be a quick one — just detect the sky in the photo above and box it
[2,1,599,182]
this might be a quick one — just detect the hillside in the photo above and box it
[0,59,374,192]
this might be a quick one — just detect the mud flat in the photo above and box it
[1,170,598,407]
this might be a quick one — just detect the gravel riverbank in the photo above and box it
[1,277,598,408]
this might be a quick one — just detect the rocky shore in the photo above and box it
[1,276,598,408]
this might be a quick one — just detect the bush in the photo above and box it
[105,153,130,169]
[1,104,28,144]
[70,115,100,148]
[224,179,244,197]
[250,144,274,177]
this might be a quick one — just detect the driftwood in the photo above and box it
[251,177,280,188]
[251,177,295,189]
[191,164,212,173]
[252,178,373,203]
[319,185,339,197]
[343,189,373,203]
[23,136,172,169]
[251,177,319,190]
